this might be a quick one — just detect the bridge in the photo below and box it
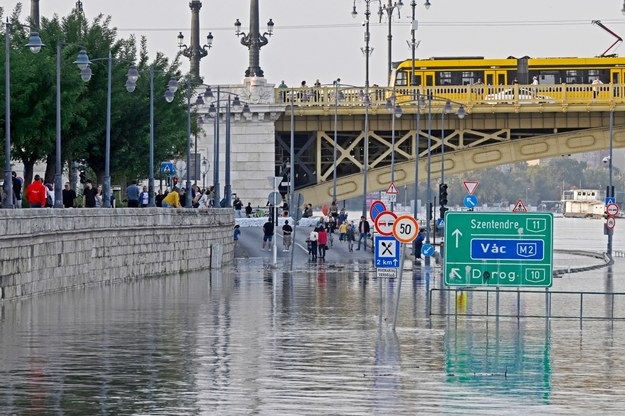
[273,84,625,206]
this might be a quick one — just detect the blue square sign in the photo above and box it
[374,236,401,268]
[606,197,616,206]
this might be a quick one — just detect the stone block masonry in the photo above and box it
[0,208,234,301]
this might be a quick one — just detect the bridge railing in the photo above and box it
[275,84,625,109]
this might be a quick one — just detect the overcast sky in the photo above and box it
[24,0,625,87]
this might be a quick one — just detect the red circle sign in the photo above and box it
[392,215,419,243]
[374,211,398,236]
[607,203,619,217]
[607,217,616,230]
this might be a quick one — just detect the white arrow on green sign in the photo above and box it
[444,212,554,288]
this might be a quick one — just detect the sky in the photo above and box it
[17,0,625,87]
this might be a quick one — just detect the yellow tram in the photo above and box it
[390,56,625,101]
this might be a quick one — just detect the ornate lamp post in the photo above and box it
[177,0,213,81]
[235,0,274,78]
[3,22,44,208]
[351,1,374,219]
[201,88,251,208]
[54,46,91,208]
[82,53,140,208]
[378,0,403,85]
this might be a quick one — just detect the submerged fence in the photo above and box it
[429,288,624,327]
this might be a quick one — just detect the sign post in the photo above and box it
[391,215,419,331]
[444,212,554,288]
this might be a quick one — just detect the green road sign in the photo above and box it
[444,212,553,288]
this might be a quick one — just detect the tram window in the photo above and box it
[396,71,408,86]
[566,70,582,84]
[462,71,478,85]
[439,71,452,85]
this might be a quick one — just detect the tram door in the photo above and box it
[412,71,435,87]
[484,70,507,86]
[610,68,625,97]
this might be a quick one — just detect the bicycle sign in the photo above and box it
[392,215,419,244]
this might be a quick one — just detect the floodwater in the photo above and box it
[1,218,625,414]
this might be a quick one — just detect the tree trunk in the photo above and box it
[23,159,36,188]
[44,153,55,184]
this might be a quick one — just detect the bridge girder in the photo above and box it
[295,125,625,206]
[274,108,625,207]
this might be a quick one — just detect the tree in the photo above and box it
[1,5,191,187]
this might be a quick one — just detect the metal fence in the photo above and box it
[429,287,625,327]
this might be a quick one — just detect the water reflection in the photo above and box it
[1,262,625,413]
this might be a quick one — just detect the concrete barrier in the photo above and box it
[0,208,234,301]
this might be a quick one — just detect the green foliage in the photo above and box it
[1,5,191,185]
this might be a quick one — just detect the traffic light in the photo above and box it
[439,183,448,206]
[79,171,86,184]
[440,206,449,219]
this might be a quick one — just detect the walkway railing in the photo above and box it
[429,287,624,327]
[275,84,625,109]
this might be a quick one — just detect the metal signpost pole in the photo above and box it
[4,21,13,209]
[148,66,156,207]
[608,107,614,256]
[224,96,232,207]
[103,52,113,208]
[213,86,221,207]
[425,93,432,266]
[185,78,192,207]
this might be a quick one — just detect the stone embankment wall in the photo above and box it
[0,209,234,301]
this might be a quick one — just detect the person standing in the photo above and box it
[94,185,103,208]
[82,180,97,208]
[233,196,244,218]
[11,172,22,208]
[308,228,319,260]
[262,218,275,251]
[233,224,241,242]
[414,228,425,264]
[139,186,149,207]
[356,216,370,251]
[317,226,328,259]
[126,180,140,207]
[24,175,47,208]
[62,182,77,208]
[346,221,356,252]
[245,202,253,218]
[282,220,293,252]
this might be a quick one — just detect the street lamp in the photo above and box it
[608,106,615,255]
[422,93,466,264]
[203,87,251,208]
[378,0,403,85]
[53,44,91,208]
[351,1,374,219]
[201,156,209,189]
[332,79,347,205]
[235,0,274,78]
[145,67,178,207]
[386,92,402,212]
[3,22,44,208]
[83,52,139,208]
[177,0,213,81]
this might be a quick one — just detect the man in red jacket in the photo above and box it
[24,175,47,208]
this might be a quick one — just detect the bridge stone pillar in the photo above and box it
[195,78,285,208]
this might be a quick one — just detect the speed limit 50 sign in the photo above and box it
[392,215,419,243]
